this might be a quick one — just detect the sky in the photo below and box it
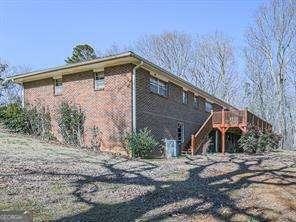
[0,0,266,71]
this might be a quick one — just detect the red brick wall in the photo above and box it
[136,68,213,153]
[23,62,224,156]
[24,64,133,154]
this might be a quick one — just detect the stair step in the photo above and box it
[181,148,192,155]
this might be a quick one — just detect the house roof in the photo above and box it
[10,51,238,110]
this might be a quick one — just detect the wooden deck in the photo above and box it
[212,109,272,133]
[189,109,272,155]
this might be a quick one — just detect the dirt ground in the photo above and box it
[0,131,295,221]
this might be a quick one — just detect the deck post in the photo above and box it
[221,129,225,154]
[215,130,219,153]
[222,109,225,127]
[221,109,226,154]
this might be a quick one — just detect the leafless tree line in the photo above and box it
[133,31,239,104]
[244,0,296,149]
[129,0,295,149]
[0,59,26,105]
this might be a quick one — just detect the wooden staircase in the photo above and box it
[181,141,193,155]
[183,112,213,155]
[181,109,272,155]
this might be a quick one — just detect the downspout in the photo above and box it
[132,61,143,133]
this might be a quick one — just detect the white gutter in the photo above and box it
[132,61,143,133]
[10,52,133,81]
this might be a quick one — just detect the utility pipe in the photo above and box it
[132,61,143,133]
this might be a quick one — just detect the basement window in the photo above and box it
[205,101,213,112]
[94,73,105,90]
[149,77,167,97]
[54,78,63,96]
[193,96,199,109]
[182,91,188,104]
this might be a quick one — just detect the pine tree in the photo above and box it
[65,44,97,64]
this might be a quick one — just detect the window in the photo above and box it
[149,77,167,97]
[54,78,63,96]
[193,96,199,109]
[205,101,213,112]
[182,90,188,104]
[94,73,105,90]
[177,122,185,145]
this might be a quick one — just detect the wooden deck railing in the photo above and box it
[188,109,272,155]
[212,109,272,132]
[213,110,246,127]
[190,112,213,155]
[246,110,272,132]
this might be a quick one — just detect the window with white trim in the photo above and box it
[193,96,199,109]
[205,101,213,112]
[182,90,188,104]
[149,77,168,97]
[94,73,105,90]
[54,78,63,96]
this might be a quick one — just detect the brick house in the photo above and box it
[11,52,271,155]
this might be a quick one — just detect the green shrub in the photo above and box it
[58,101,85,147]
[0,103,53,140]
[257,131,281,152]
[238,128,280,154]
[0,103,27,133]
[238,129,259,153]
[125,128,158,158]
[0,105,8,119]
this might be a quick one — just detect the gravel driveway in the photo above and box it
[0,131,295,221]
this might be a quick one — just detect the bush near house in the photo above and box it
[58,101,85,147]
[125,128,158,158]
[0,102,86,147]
[238,128,281,154]
[0,103,53,140]
[0,103,27,133]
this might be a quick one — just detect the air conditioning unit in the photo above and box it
[165,139,179,158]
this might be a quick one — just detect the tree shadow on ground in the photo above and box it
[23,155,295,221]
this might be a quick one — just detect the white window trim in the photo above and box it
[193,96,199,109]
[94,73,105,90]
[54,78,63,96]
[149,77,168,97]
[182,90,188,104]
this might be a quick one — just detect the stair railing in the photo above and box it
[190,112,214,155]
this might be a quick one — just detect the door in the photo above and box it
[177,122,184,146]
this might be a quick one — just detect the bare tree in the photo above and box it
[0,58,30,105]
[134,31,239,104]
[0,59,11,104]
[104,43,129,56]
[244,0,296,149]
[244,49,275,121]
[0,62,8,74]
[134,31,194,80]
[190,32,239,103]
